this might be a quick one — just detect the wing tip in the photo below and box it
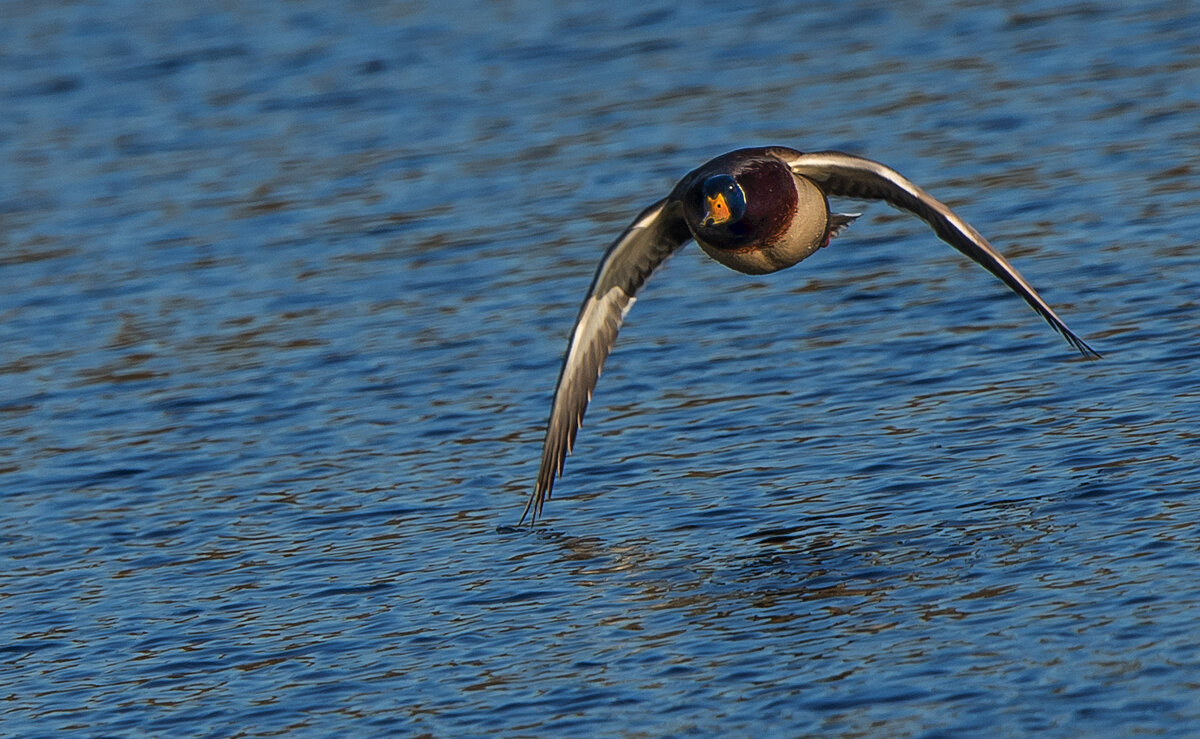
[1068,334,1102,361]
[520,480,549,526]
[1052,321,1101,361]
[522,449,566,526]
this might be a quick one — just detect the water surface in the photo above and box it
[4,1,1200,735]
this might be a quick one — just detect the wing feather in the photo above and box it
[783,150,1099,359]
[522,198,691,523]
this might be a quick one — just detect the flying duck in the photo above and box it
[521,146,1098,524]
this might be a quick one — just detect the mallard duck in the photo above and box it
[522,146,1098,524]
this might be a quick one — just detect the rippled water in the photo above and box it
[4,1,1200,735]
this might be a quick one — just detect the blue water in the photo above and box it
[4,1,1200,735]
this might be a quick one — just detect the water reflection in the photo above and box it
[487,494,1161,732]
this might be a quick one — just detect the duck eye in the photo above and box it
[702,175,746,226]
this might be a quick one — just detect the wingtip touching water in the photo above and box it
[521,147,1100,525]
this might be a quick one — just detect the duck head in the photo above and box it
[679,148,833,275]
[701,174,747,228]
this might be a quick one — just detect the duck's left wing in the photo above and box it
[523,197,692,524]
[781,149,1099,359]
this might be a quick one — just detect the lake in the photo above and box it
[3,0,1200,735]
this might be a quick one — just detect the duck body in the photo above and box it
[521,146,1100,524]
[675,147,838,274]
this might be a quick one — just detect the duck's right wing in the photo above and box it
[523,197,692,524]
